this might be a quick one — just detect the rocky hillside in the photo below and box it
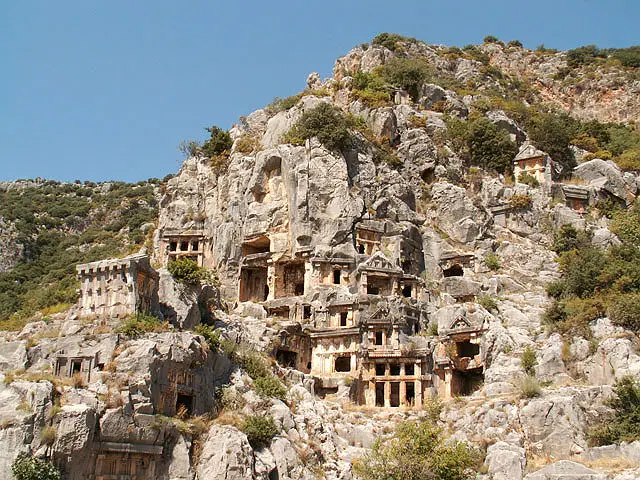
[0,178,164,325]
[2,34,640,480]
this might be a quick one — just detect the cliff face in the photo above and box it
[2,37,640,480]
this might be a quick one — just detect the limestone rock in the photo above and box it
[524,460,606,480]
[485,441,526,480]
[196,425,254,480]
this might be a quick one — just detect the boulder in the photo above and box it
[196,425,254,480]
[524,460,606,479]
[574,159,631,204]
[485,441,526,480]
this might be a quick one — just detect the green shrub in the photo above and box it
[168,258,210,285]
[610,205,640,247]
[566,45,604,67]
[616,148,640,171]
[514,375,542,398]
[194,324,221,351]
[552,225,591,253]
[589,376,640,446]
[202,126,233,158]
[526,111,577,174]
[241,414,279,449]
[584,150,613,161]
[351,70,392,107]
[11,453,61,480]
[521,345,537,375]
[444,115,517,174]
[372,32,418,52]
[352,419,479,480]
[477,295,498,312]
[509,194,533,210]
[607,293,640,331]
[483,35,499,44]
[265,94,303,115]
[118,313,167,337]
[283,103,356,152]
[610,46,640,68]
[557,247,605,298]
[508,40,523,48]
[484,253,501,271]
[254,376,287,401]
[517,172,539,188]
[378,57,433,101]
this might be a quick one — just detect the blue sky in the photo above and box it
[1,0,638,183]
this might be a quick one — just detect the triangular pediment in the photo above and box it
[359,252,402,273]
[449,316,471,330]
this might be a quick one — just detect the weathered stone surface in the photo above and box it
[0,340,27,371]
[485,441,526,480]
[524,460,606,480]
[196,425,254,480]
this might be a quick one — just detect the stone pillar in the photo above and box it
[400,363,406,375]
[384,381,391,408]
[415,379,423,408]
[266,263,276,301]
[350,354,357,372]
[400,381,407,407]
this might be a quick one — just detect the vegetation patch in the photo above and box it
[241,414,279,449]
[589,376,640,446]
[11,453,61,480]
[352,419,479,480]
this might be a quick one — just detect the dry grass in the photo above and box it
[214,411,244,428]
[71,372,86,388]
[40,425,56,446]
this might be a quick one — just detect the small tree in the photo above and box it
[168,258,210,285]
[11,453,61,480]
[202,126,233,158]
[589,376,640,445]
[353,419,478,480]
[241,414,279,449]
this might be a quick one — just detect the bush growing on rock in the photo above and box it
[168,258,211,285]
[283,103,356,152]
[241,414,279,449]
[254,376,287,401]
[509,194,533,210]
[477,295,498,312]
[525,111,576,174]
[514,374,542,398]
[520,345,537,375]
[372,32,418,52]
[11,453,61,480]
[484,253,500,271]
[352,419,479,480]
[589,376,640,446]
[607,292,640,331]
[202,126,232,158]
[517,172,539,187]
[194,324,221,351]
[118,313,167,337]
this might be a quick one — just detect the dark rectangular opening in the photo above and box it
[276,350,297,368]
[295,283,304,296]
[367,285,380,295]
[281,263,305,298]
[303,305,312,319]
[242,236,271,256]
[375,363,386,376]
[456,341,480,358]
[375,382,385,407]
[390,364,400,376]
[169,241,177,251]
[317,385,339,399]
[335,356,351,372]
[340,312,348,326]
[443,264,463,277]
[333,269,341,284]
[451,368,484,396]
[239,267,268,302]
[358,244,365,254]
[192,240,199,251]
[375,331,383,345]
[71,360,82,375]
[180,241,189,251]
[405,364,415,375]
[402,285,412,298]
[406,382,415,405]
[390,382,400,407]
[176,393,194,418]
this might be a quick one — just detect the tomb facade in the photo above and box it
[76,254,159,318]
